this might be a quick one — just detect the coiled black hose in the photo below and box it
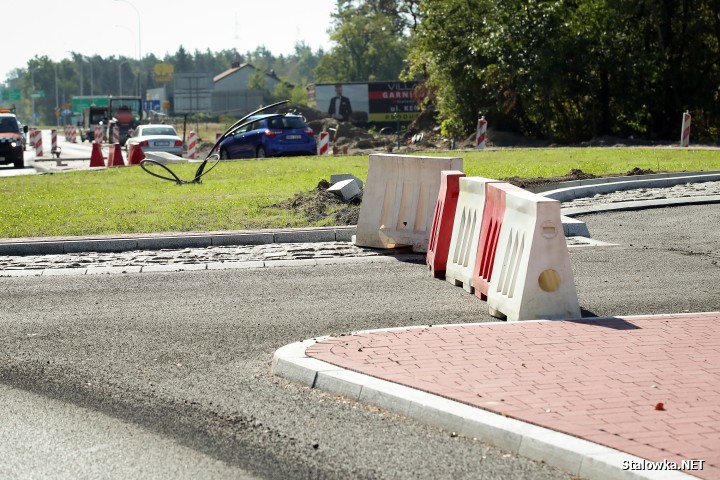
[140,100,289,185]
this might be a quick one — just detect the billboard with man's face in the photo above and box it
[310,81,421,126]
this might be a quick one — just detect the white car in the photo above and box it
[126,124,184,156]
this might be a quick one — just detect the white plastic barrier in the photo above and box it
[444,177,499,292]
[487,189,581,321]
[354,154,463,252]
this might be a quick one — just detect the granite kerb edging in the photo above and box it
[0,227,358,256]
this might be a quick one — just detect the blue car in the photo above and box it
[217,113,317,159]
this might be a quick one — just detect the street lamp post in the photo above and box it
[118,60,130,95]
[78,56,94,97]
[113,0,141,98]
[31,69,35,126]
[54,63,59,126]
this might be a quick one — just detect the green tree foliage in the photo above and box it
[314,0,409,82]
[408,0,720,142]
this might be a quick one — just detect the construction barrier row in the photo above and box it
[427,174,581,321]
[352,154,581,321]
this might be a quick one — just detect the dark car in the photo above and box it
[217,114,317,159]
[0,111,27,169]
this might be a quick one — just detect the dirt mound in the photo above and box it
[502,169,599,189]
[626,167,656,176]
[501,167,658,189]
[269,180,361,225]
[266,166,663,228]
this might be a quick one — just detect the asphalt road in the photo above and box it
[1,205,718,480]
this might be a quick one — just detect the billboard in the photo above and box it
[173,73,213,113]
[311,81,420,125]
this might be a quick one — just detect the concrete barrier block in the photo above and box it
[328,178,361,202]
[330,174,363,190]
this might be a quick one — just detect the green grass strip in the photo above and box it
[1,149,717,238]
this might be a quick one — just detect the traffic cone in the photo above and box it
[107,144,125,167]
[127,143,145,165]
[89,142,105,167]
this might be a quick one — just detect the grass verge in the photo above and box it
[1,148,718,238]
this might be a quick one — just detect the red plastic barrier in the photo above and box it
[473,182,525,300]
[426,170,465,278]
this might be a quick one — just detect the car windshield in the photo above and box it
[0,117,19,133]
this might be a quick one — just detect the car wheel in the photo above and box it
[13,156,24,169]
[219,148,231,160]
[256,146,266,158]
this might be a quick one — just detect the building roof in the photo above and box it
[213,62,254,83]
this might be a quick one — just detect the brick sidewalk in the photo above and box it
[307,313,720,479]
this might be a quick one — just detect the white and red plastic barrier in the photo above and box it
[111,126,120,145]
[318,131,330,156]
[94,125,103,143]
[426,173,581,321]
[50,129,61,156]
[472,182,526,301]
[187,130,197,159]
[426,170,465,278]
[444,176,499,292]
[475,116,487,150]
[64,125,77,143]
[680,111,691,147]
[486,188,580,321]
[31,128,43,157]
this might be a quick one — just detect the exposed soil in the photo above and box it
[501,168,600,189]
[269,180,361,225]
[269,166,660,225]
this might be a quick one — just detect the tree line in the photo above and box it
[4,0,719,143]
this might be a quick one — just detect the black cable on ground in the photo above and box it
[140,100,289,185]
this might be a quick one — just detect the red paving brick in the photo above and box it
[306,313,720,479]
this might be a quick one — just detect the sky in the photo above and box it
[1,0,337,82]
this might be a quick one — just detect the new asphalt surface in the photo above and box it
[1,172,719,480]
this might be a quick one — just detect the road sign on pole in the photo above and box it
[1,88,21,101]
